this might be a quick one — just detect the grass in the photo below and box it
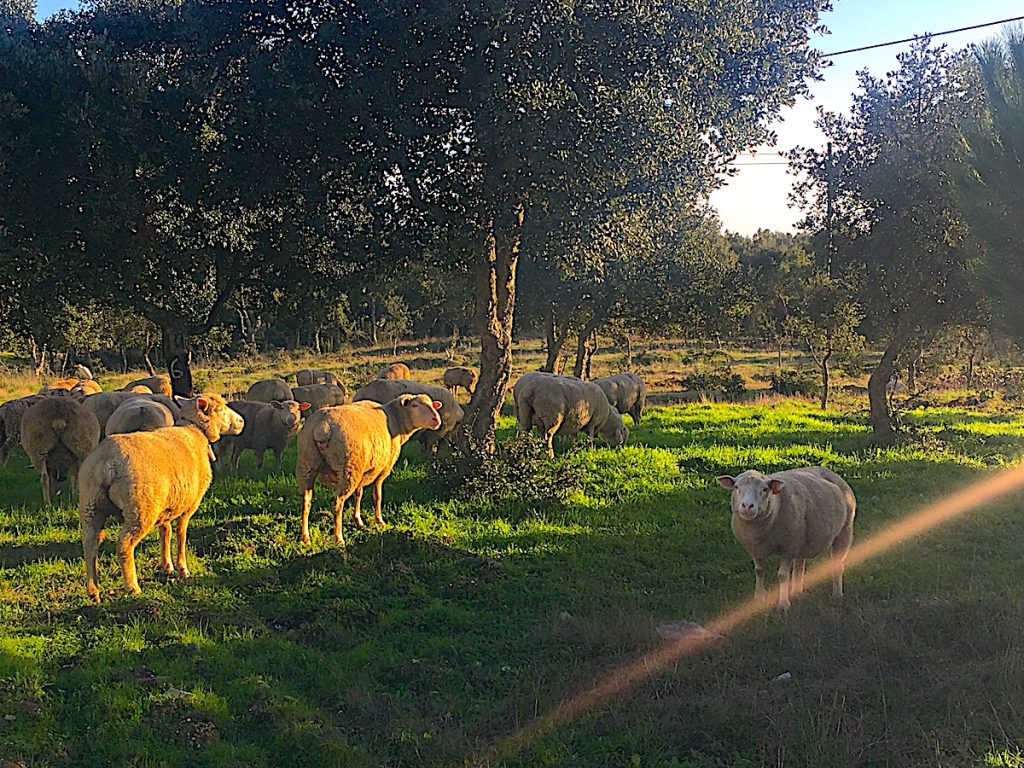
[2,399,1024,766]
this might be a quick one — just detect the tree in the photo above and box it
[791,40,982,441]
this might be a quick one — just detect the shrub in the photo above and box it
[427,434,583,514]
[769,368,819,397]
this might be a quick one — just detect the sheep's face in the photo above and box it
[272,400,309,431]
[605,421,629,448]
[717,471,785,522]
[180,394,245,442]
[401,394,443,431]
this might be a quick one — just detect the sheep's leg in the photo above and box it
[299,488,314,544]
[40,463,51,509]
[332,491,353,546]
[831,522,854,598]
[116,523,145,595]
[274,448,283,471]
[776,558,793,612]
[543,416,562,459]
[175,513,193,578]
[351,486,366,529]
[81,514,104,602]
[752,557,767,599]
[792,559,806,594]
[255,449,265,471]
[372,478,385,527]
[159,523,174,574]
[230,447,241,474]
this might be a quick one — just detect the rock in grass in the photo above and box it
[654,619,719,643]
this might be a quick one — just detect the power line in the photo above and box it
[822,14,1024,57]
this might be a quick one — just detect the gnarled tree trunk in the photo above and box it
[542,303,572,373]
[572,306,607,380]
[867,325,915,444]
[162,326,194,398]
[460,201,524,454]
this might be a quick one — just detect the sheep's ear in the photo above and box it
[768,479,785,495]
[432,400,443,410]
[299,402,311,411]
[196,396,211,412]
[717,475,736,489]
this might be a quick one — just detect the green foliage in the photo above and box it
[769,368,819,397]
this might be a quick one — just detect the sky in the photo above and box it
[31,0,1024,235]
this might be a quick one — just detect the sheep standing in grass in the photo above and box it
[1,394,46,465]
[246,378,293,403]
[443,366,478,397]
[377,363,411,380]
[291,383,351,413]
[295,369,341,387]
[78,394,244,600]
[717,466,856,612]
[82,392,180,439]
[353,379,463,453]
[593,373,646,425]
[21,397,101,507]
[123,374,172,397]
[296,395,442,547]
[513,372,629,459]
[216,399,309,472]
[105,400,175,436]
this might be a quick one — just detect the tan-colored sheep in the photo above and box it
[592,372,646,425]
[513,372,629,459]
[105,400,175,436]
[377,363,411,380]
[717,466,856,612]
[215,399,309,472]
[123,374,172,397]
[20,397,101,507]
[1,394,46,465]
[295,368,341,387]
[443,366,478,397]
[296,395,442,547]
[72,380,102,396]
[77,394,244,600]
[290,383,351,413]
[127,385,154,394]
[246,378,294,403]
[39,378,81,393]
[353,379,464,453]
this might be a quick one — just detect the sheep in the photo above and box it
[592,372,646,425]
[246,378,294,403]
[513,371,629,459]
[123,374,172,397]
[215,399,309,472]
[296,394,441,547]
[0,394,47,466]
[127,385,153,394]
[71,379,102,396]
[377,363,411,380]
[716,466,856,612]
[20,396,100,507]
[39,378,81,393]
[295,368,341,387]
[77,394,244,600]
[105,399,175,436]
[353,379,464,453]
[443,366,478,397]
[290,383,351,413]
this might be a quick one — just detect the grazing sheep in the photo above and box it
[71,379,102,396]
[295,368,341,387]
[716,466,856,612]
[513,372,629,459]
[216,399,309,472]
[353,379,464,453]
[0,394,46,465]
[443,366,478,397]
[291,383,351,413]
[39,378,81,393]
[592,373,646,425]
[77,394,244,600]
[105,400,175,436]
[123,374,172,397]
[20,397,100,507]
[296,395,441,546]
[377,363,411,380]
[246,378,293,403]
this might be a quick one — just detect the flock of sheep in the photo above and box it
[0,361,856,612]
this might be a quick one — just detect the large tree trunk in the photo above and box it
[867,326,914,444]
[572,308,606,380]
[161,326,194,398]
[460,202,524,454]
[819,350,831,410]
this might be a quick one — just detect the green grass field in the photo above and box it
[2,401,1024,767]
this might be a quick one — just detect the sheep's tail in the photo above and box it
[311,418,333,455]
[51,417,68,432]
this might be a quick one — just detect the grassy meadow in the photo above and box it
[2,344,1024,766]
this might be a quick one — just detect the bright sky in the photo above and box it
[711,1,1024,235]
[32,0,1024,236]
